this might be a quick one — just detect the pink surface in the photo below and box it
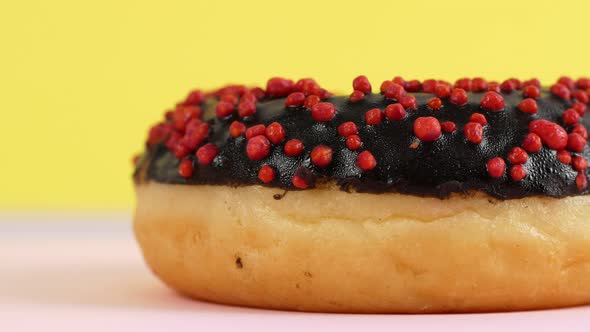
[2,214,590,331]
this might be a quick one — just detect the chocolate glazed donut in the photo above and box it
[133,76,590,313]
[135,76,589,199]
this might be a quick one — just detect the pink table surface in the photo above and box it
[1,213,590,332]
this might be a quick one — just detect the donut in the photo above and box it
[133,76,590,313]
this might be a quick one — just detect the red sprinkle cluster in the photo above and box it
[143,75,589,192]
[480,76,589,187]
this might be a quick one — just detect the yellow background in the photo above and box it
[1,0,588,210]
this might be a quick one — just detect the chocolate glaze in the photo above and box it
[136,90,590,199]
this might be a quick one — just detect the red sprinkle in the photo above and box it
[266,77,294,97]
[292,175,309,189]
[258,165,275,183]
[346,135,362,150]
[229,121,246,138]
[384,83,407,100]
[577,78,590,89]
[147,123,170,146]
[472,77,488,92]
[500,79,516,93]
[249,87,265,100]
[284,139,304,156]
[550,83,571,100]
[311,102,336,122]
[406,80,421,92]
[523,78,541,88]
[573,156,588,171]
[454,78,472,91]
[414,117,442,142]
[221,93,238,105]
[508,147,528,164]
[237,101,256,117]
[480,91,505,111]
[183,121,209,149]
[246,135,271,160]
[212,85,247,98]
[304,95,321,109]
[173,105,202,130]
[522,133,542,153]
[487,81,501,93]
[349,90,365,102]
[164,111,174,121]
[573,102,587,116]
[563,108,581,125]
[311,145,333,167]
[295,78,321,95]
[165,131,181,151]
[380,80,394,93]
[285,92,306,107]
[557,150,572,164]
[241,92,257,104]
[573,124,588,140]
[265,122,285,144]
[196,143,218,165]
[510,165,526,182]
[487,157,506,178]
[365,108,383,125]
[245,124,266,140]
[464,122,484,144]
[573,90,590,104]
[216,101,235,118]
[392,76,406,87]
[385,103,407,120]
[469,113,488,126]
[422,79,437,93]
[558,76,575,89]
[567,133,586,152]
[576,172,588,191]
[353,75,372,93]
[434,84,452,98]
[401,95,417,110]
[450,88,468,106]
[183,90,205,105]
[356,150,377,171]
[441,121,457,133]
[529,119,568,150]
[509,78,522,90]
[172,143,191,159]
[523,85,540,98]
[165,130,182,151]
[518,98,538,114]
[178,159,194,179]
[318,88,332,100]
[338,121,359,137]
[427,97,443,111]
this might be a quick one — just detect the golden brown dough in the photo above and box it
[134,182,590,313]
